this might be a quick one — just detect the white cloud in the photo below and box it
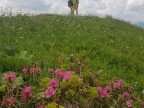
[0,0,144,23]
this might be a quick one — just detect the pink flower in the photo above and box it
[97,86,110,98]
[126,100,133,107]
[21,86,32,101]
[104,86,112,92]
[86,83,90,88]
[78,89,83,93]
[123,92,129,97]
[78,77,83,82]
[110,80,115,85]
[4,74,10,80]
[10,72,16,81]
[49,68,54,74]
[111,79,123,89]
[3,72,16,82]
[55,69,64,77]
[30,68,36,74]
[45,87,56,98]
[5,97,17,106]
[63,71,72,81]
[97,86,103,91]
[118,79,123,84]
[35,68,42,73]
[37,104,45,108]
[22,67,28,74]
[129,86,134,91]
[30,68,42,74]
[49,78,59,88]
[140,102,144,106]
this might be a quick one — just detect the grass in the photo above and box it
[0,14,144,99]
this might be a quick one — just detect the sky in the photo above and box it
[0,0,144,24]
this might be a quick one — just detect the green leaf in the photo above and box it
[13,76,23,88]
[89,87,98,99]
[46,102,57,108]
[0,85,6,92]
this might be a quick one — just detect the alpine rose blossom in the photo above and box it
[111,79,123,89]
[126,100,133,107]
[78,77,83,82]
[4,74,10,80]
[63,71,72,80]
[45,87,56,98]
[49,78,59,87]
[30,68,36,74]
[3,72,16,81]
[21,86,32,101]
[35,68,42,73]
[55,69,64,77]
[123,92,130,97]
[49,68,54,74]
[37,104,45,108]
[10,72,16,81]
[104,86,112,92]
[30,68,42,74]
[97,86,110,98]
[140,102,144,106]
[5,97,17,106]
[22,67,28,74]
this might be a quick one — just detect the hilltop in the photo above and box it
[0,14,144,99]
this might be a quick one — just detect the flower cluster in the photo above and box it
[97,86,112,98]
[3,72,16,82]
[1,97,17,107]
[111,79,123,89]
[1,67,144,108]
[45,87,56,98]
[22,67,42,74]
[21,86,32,101]
[54,69,73,80]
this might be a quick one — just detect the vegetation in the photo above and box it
[0,14,144,107]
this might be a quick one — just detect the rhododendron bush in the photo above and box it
[0,65,144,108]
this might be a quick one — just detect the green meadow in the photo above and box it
[0,14,144,99]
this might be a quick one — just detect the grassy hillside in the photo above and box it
[0,14,144,98]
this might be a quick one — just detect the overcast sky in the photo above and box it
[0,0,144,23]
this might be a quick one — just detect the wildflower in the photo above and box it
[45,87,56,98]
[10,72,16,81]
[21,86,32,101]
[5,97,17,106]
[85,83,90,88]
[30,68,42,74]
[123,92,129,97]
[49,78,59,88]
[3,72,16,82]
[49,68,54,74]
[55,69,64,77]
[97,86,110,98]
[4,74,10,80]
[78,77,83,82]
[78,89,83,93]
[129,86,134,91]
[140,102,144,106]
[126,100,133,107]
[37,104,45,108]
[35,68,42,73]
[111,79,123,89]
[22,67,28,74]
[63,71,72,81]
[30,68,36,74]
[104,86,112,92]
